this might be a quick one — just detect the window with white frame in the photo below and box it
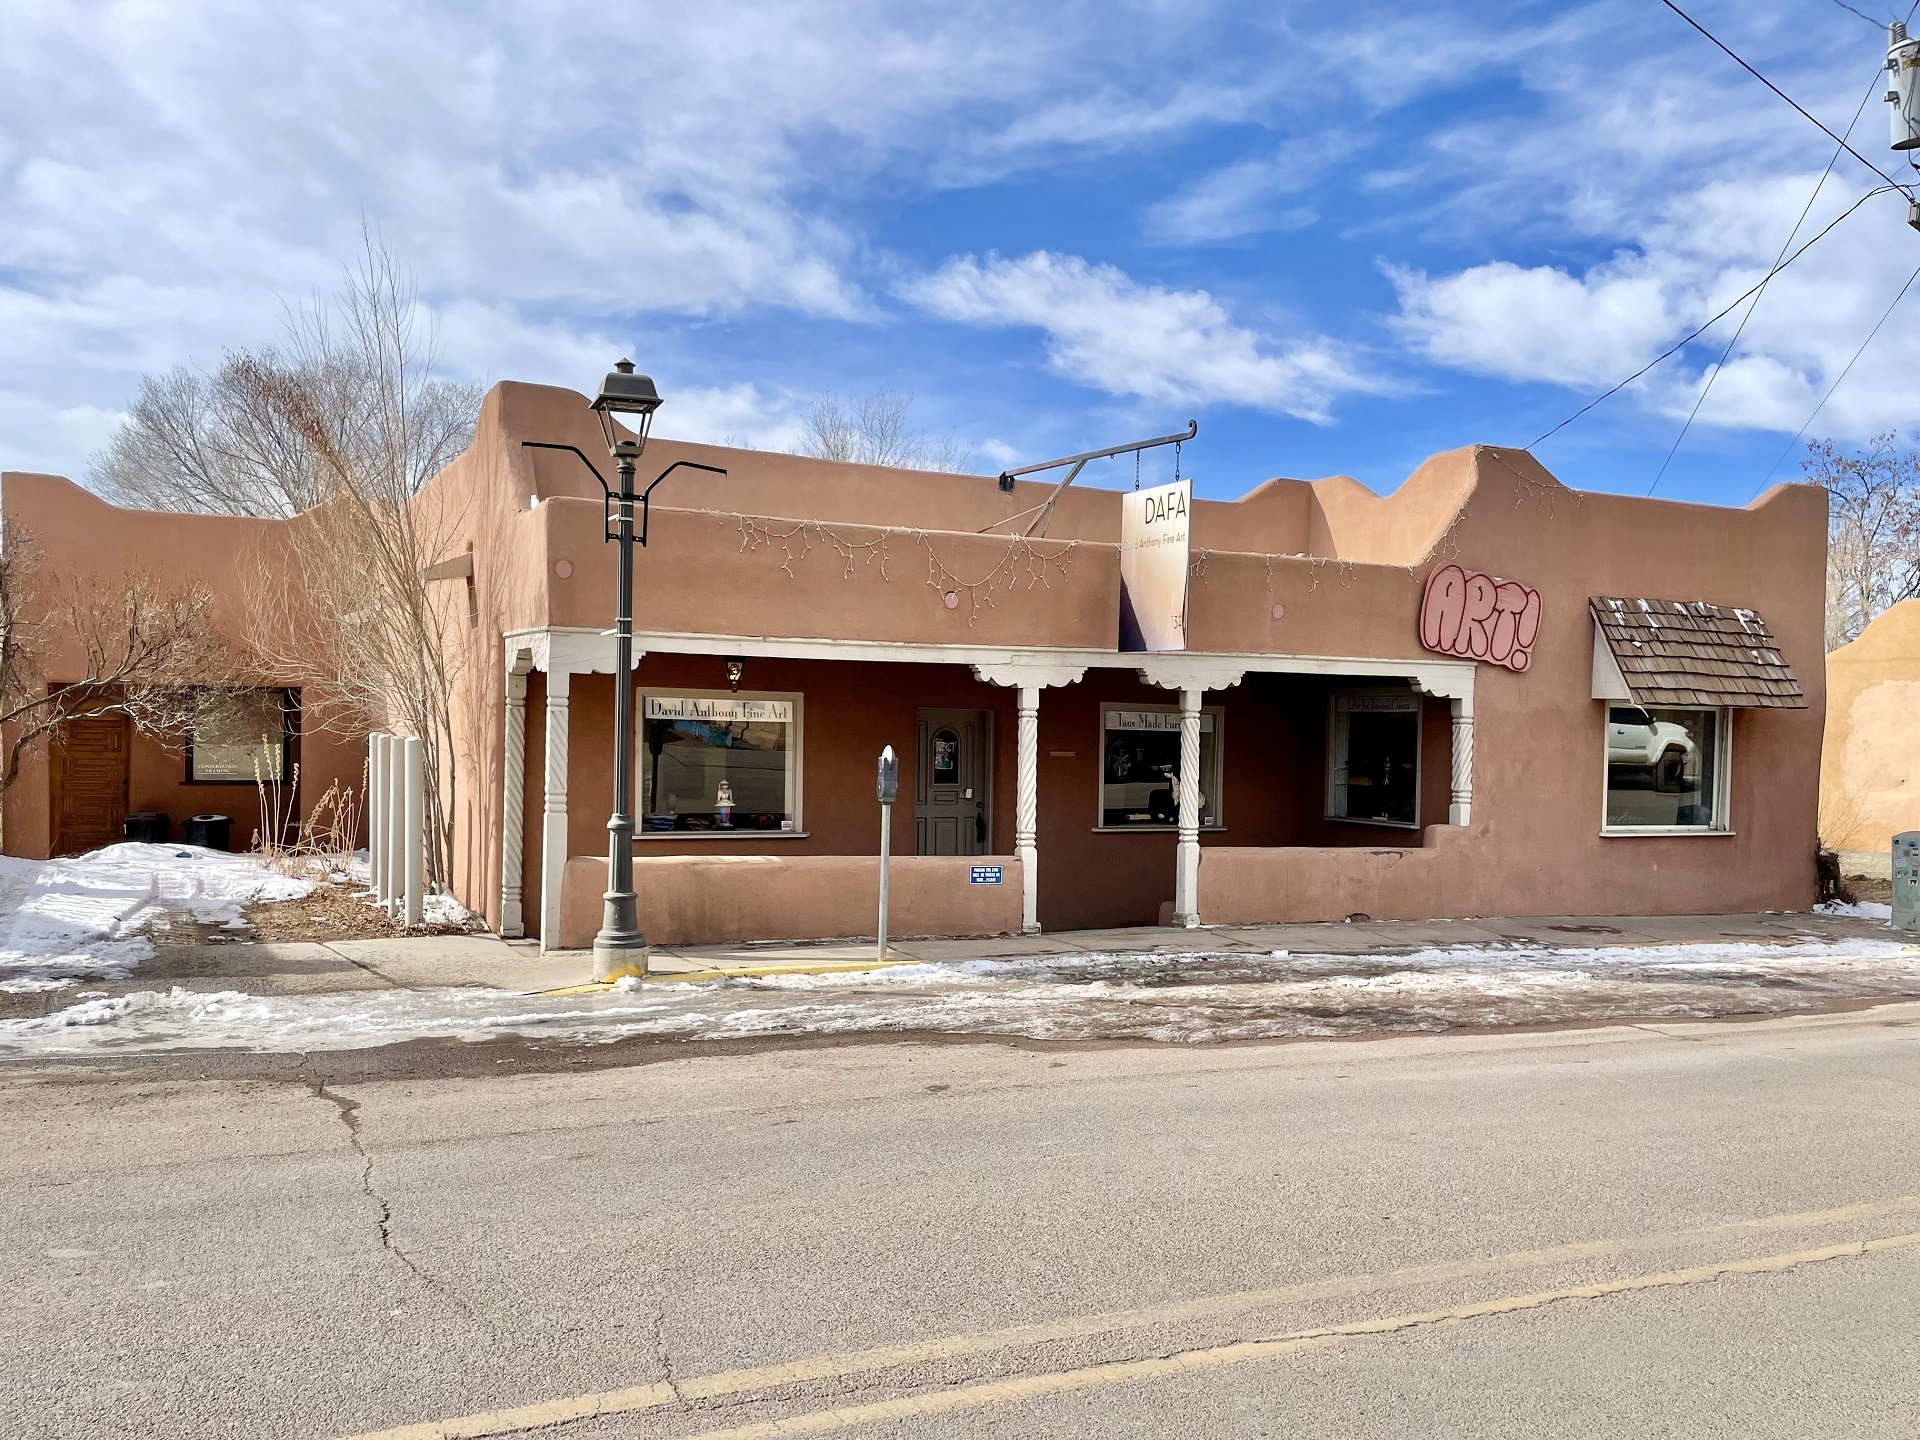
[1603,704,1728,832]
[639,693,800,833]
[187,689,293,783]
[1098,706,1222,828]
[1327,691,1420,828]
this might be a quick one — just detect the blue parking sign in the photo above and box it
[969,865,1003,885]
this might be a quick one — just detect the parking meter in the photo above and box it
[877,746,898,804]
[1895,832,1920,932]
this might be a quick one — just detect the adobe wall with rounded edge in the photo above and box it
[558,853,1022,949]
[0,471,369,857]
[1821,598,1920,857]
[1200,453,1827,921]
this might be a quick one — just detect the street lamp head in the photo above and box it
[591,359,663,454]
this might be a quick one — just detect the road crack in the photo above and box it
[652,1311,686,1407]
[309,1080,496,1337]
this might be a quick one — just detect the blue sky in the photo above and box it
[5,0,1919,508]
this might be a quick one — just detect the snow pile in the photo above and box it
[1816,899,1894,921]
[0,844,314,993]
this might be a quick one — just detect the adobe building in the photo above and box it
[413,381,1827,949]
[1821,599,1920,874]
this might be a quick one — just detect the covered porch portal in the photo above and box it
[498,628,1477,948]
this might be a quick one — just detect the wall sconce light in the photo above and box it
[724,656,746,691]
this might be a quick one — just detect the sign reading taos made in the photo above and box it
[1418,564,1542,672]
[1119,477,1191,652]
[644,696,794,723]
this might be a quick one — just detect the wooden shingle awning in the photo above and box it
[1590,596,1806,709]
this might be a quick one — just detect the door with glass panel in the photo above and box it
[915,708,991,856]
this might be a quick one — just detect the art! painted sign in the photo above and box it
[1119,478,1191,652]
[1419,564,1542,672]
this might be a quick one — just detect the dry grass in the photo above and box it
[244,881,477,941]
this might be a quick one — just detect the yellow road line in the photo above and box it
[334,1196,1920,1440]
[668,1231,1920,1440]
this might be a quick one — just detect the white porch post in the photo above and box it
[368,734,386,902]
[1015,685,1040,935]
[972,662,1085,936]
[1450,693,1474,826]
[500,665,528,938]
[540,669,571,951]
[1173,687,1203,928]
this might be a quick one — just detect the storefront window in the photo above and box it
[1099,707,1220,828]
[188,689,292,783]
[1327,692,1420,827]
[641,695,798,833]
[1604,705,1724,831]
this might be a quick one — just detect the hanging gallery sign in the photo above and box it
[1419,564,1542,672]
[1119,477,1191,652]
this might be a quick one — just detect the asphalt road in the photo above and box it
[4,1006,1918,1439]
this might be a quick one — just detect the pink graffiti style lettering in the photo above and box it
[1419,564,1541,673]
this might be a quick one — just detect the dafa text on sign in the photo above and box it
[1119,477,1192,653]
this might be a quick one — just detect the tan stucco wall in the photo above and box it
[560,853,1022,948]
[1820,599,1920,856]
[406,383,1831,936]
[0,472,364,856]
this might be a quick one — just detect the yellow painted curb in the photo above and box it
[540,957,918,995]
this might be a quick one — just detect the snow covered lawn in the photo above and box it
[0,843,316,993]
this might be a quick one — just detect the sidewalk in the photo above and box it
[119,908,1903,999]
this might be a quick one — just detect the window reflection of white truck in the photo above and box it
[1606,706,1698,792]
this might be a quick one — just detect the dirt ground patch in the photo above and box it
[243,882,478,942]
[1847,874,1894,904]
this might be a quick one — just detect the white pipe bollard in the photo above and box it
[368,734,387,902]
[403,737,424,928]
[386,738,405,917]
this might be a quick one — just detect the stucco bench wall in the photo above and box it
[559,853,1023,948]
[1196,827,1491,924]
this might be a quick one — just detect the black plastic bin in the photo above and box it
[183,814,232,851]
[123,811,169,844]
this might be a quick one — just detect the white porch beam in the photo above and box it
[1450,692,1475,827]
[540,669,571,952]
[971,661,1085,935]
[499,652,531,938]
[1173,687,1203,928]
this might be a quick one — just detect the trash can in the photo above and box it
[122,811,170,844]
[183,814,233,851]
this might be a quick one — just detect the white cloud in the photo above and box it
[1388,170,1920,438]
[903,250,1375,422]
[1144,137,1345,244]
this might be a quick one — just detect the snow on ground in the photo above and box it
[0,844,314,993]
[1816,899,1895,920]
[5,934,1920,1057]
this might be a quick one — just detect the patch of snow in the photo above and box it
[1816,900,1893,920]
[0,844,314,993]
[422,892,481,928]
[6,934,1920,1057]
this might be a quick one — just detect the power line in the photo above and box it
[1754,258,1920,494]
[1828,0,1889,27]
[1659,0,1917,201]
[1530,183,1895,449]
[1647,65,1884,494]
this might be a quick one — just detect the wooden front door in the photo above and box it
[52,712,131,855]
[915,708,991,856]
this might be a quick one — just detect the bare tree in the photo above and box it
[232,238,473,886]
[0,519,230,798]
[1807,432,1920,650]
[794,391,970,472]
[88,269,479,518]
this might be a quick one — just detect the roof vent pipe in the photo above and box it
[1889,22,1920,150]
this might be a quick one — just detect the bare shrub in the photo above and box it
[794,392,970,472]
[1808,432,1920,650]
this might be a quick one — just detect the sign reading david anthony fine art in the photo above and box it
[1119,477,1192,652]
[1419,564,1542,672]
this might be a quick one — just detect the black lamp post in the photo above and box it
[587,361,664,981]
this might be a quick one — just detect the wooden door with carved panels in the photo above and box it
[52,711,131,856]
[914,708,992,856]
